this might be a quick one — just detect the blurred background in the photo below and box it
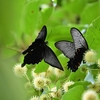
[0,0,27,100]
[0,0,100,100]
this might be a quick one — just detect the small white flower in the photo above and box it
[44,78,51,86]
[89,83,100,93]
[50,87,62,98]
[54,68,64,77]
[40,94,51,100]
[13,63,27,77]
[97,59,100,68]
[82,90,99,100]
[30,96,39,100]
[84,50,97,64]
[33,76,44,90]
[45,66,54,77]
[63,81,74,92]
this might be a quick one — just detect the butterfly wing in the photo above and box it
[21,26,47,67]
[44,45,63,70]
[36,25,47,41]
[22,26,46,55]
[70,27,88,50]
[55,41,75,58]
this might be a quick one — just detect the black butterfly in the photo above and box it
[21,25,63,70]
[55,27,88,72]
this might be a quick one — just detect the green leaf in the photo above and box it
[62,85,84,100]
[81,2,100,24]
[48,26,72,41]
[47,41,58,54]
[41,7,54,25]
[35,60,49,73]
[68,68,87,81]
[70,81,91,89]
[20,0,40,34]
[66,0,87,14]
[56,80,62,89]
[58,54,68,70]
[85,16,100,57]
[90,68,99,79]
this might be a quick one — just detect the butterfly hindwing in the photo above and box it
[55,41,75,58]
[44,45,63,70]
[21,42,45,67]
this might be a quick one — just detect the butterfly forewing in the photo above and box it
[36,25,47,41]
[22,26,46,55]
[70,28,88,50]
[44,45,63,70]
[55,41,75,58]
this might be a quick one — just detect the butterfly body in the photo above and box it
[55,27,88,72]
[68,48,86,72]
[22,26,63,70]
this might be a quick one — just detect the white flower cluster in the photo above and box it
[13,63,27,77]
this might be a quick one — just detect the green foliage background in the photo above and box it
[0,0,100,100]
